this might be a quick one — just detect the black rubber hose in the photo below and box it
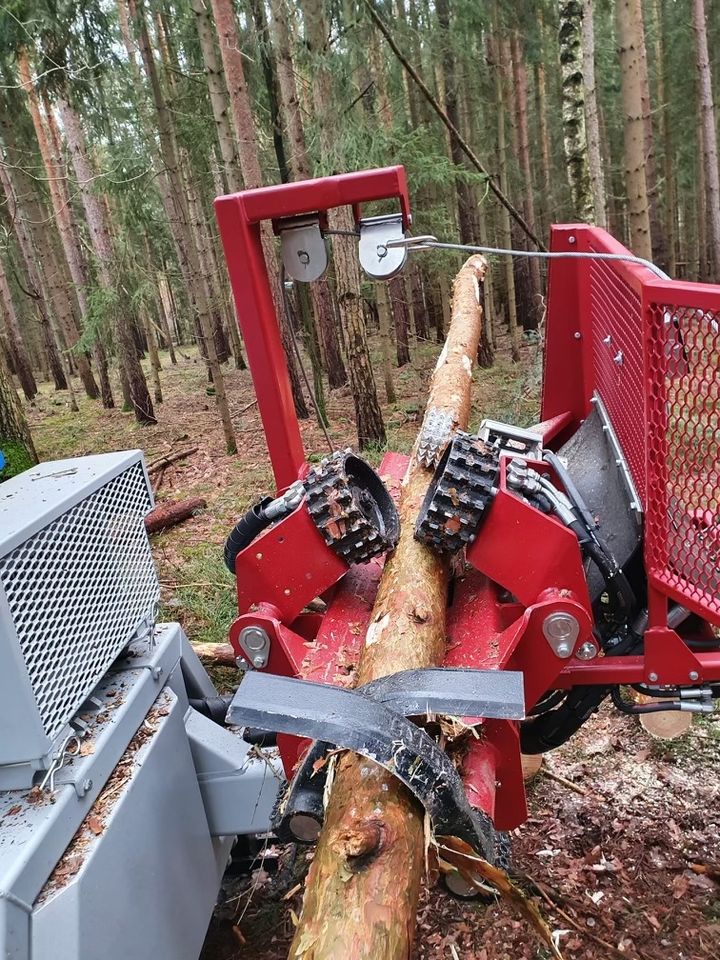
[189,695,234,724]
[543,449,597,533]
[521,685,610,753]
[189,696,279,744]
[223,497,274,573]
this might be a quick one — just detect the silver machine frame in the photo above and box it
[0,452,282,960]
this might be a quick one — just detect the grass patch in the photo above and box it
[160,547,236,646]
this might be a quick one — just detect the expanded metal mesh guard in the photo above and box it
[0,462,159,740]
[645,300,720,621]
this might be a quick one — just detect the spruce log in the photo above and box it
[145,497,207,533]
[289,256,487,960]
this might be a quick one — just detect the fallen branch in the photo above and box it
[145,497,207,533]
[147,446,198,474]
[289,256,488,959]
[528,874,647,960]
[540,768,587,796]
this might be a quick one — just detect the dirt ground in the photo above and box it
[28,336,720,959]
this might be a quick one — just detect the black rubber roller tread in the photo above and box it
[304,451,400,565]
[415,432,500,555]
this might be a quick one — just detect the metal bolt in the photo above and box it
[574,331,582,340]
[568,236,576,245]
[284,588,291,596]
[241,626,269,652]
[235,655,250,670]
[542,612,579,658]
[648,672,658,683]
[575,641,598,661]
[255,552,263,560]
[689,670,699,681]
[613,350,624,366]
[81,779,93,796]
[252,655,266,669]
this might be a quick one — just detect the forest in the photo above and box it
[2,3,720,958]
[1,0,720,474]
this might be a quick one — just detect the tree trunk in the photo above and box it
[616,0,653,259]
[17,50,101,402]
[190,0,242,192]
[0,258,37,400]
[692,0,720,281]
[534,59,553,237]
[389,274,411,367]
[330,207,386,448]
[650,0,676,275]
[268,0,346,389]
[210,0,309,418]
[42,93,114,407]
[581,0,608,227]
[634,0,666,268]
[490,30,521,361]
[142,310,163,403]
[510,31,543,320]
[247,0,289,182]
[0,346,37,478]
[376,283,397,404]
[127,0,227,401]
[181,160,238,452]
[558,1,594,223]
[300,0,384,438]
[58,95,156,424]
[409,264,429,342]
[289,256,487,959]
[0,131,77,409]
[436,0,475,245]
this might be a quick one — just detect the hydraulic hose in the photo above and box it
[223,497,274,573]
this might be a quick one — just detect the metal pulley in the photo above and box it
[358,213,408,280]
[278,215,329,282]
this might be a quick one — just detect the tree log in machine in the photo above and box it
[1,165,720,959]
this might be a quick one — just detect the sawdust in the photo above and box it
[35,691,172,905]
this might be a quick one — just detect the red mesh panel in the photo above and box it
[645,301,720,622]
[588,253,647,504]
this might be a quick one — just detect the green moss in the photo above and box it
[0,440,36,480]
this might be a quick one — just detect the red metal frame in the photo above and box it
[215,166,410,491]
[217,171,720,834]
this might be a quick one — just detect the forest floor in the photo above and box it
[27,335,720,960]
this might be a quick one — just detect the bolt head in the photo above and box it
[575,641,598,661]
[689,670,699,681]
[574,331,582,340]
[83,779,93,793]
[648,672,658,683]
[556,641,571,657]
[252,655,266,669]
[568,236,576,245]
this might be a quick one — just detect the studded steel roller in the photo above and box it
[304,450,400,564]
[415,432,500,555]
